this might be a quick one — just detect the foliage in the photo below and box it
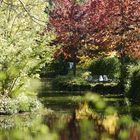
[47,0,117,60]
[83,93,117,115]
[81,71,92,80]
[51,71,118,92]
[78,56,93,70]
[88,57,121,78]
[110,0,140,60]
[17,93,42,112]
[0,96,18,114]
[127,65,140,102]
[50,54,69,75]
[0,93,42,114]
[47,0,140,61]
[0,111,43,129]
[0,0,56,97]
[40,54,69,77]
[0,114,58,140]
[47,0,140,78]
[76,94,119,136]
[75,93,136,140]
[119,62,140,98]
[51,71,90,90]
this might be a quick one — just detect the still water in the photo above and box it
[0,92,140,140]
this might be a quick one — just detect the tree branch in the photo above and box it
[3,0,46,26]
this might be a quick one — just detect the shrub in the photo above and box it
[51,73,90,91]
[40,54,69,77]
[29,98,42,112]
[51,60,69,76]
[0,114,58,139]
[88,57,121,79]
[127,65,140,102]
[0,97,18,114]
[78,56,93,69]
[0,93,42,114]
[16,93,42,112]
[81,71,92,80]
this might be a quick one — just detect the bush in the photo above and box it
[51,72,118,92]
[127,65,140,102]
[121,63,140,101]
[0,94,42,115]
[88,57,121,79]
[40,54,69,77]
[0,114,58,140]
[0,97,18,114]
[81,71,92,80]
[51,73,90,91]
[29,98,42,112]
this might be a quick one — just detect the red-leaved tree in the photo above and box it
[47,0,140,75]
[108,0,140,92]
[47,0,120,75]
[109,0,140,60]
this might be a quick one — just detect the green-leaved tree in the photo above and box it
[0,0,56,97]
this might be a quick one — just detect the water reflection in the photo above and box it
[0,92,140,140]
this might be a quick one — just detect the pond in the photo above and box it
[0,92,140,140]
[40,92,140,119]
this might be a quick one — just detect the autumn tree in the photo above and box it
[47,0,120,75]
[107,0,140,92]
[47,0,140,77]
[108,0,140,59]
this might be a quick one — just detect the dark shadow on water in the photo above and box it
[39,91,140,122]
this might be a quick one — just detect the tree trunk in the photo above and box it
[73,53,77,76]
[119,61,125,93]
[119,49,126,94]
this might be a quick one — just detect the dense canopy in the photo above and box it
[47,0,140,59]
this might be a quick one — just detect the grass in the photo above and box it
[39,91,140,121]
[40,93,83,113]
[40,92,125,114]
